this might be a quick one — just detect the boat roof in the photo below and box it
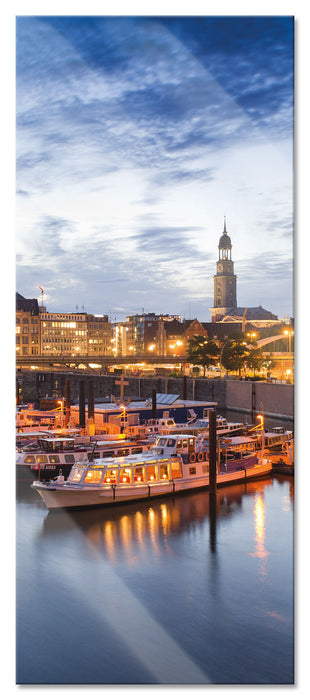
[89,453,171,467]
[72,399,217,412]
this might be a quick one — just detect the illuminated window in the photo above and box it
[24,455,36,464]
[119,468,132,484]
[36,455,48,464]
[171,460,182,478]
[133,467,145,483]
[69,467,85,483]
[159,463,169,480]
[103,469,118,484]
[84,469,103,484]
[147,465,157,481]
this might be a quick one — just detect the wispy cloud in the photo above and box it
[16,16,294,319]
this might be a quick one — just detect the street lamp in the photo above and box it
[283,329,294,353]
[257,414,265,462]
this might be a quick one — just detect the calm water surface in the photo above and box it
[16,474,294,685]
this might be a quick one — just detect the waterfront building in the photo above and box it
[124,313,182,356]
[86,314,112,355]
[16,293,40,357]
[40,312,89,356]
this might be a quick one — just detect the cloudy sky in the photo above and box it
[16,14,294,321]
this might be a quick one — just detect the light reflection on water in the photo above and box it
[16,475,294,685]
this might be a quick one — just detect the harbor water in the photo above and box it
[16,470,294,685]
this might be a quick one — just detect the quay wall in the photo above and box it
[17,371,294,421]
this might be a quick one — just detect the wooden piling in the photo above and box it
[65,379,71,427]
[79,380,85,428]
[88,380,94,422]
[209,408,217,492]
[152,389,157,419]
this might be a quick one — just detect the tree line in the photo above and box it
[186,332,274,377]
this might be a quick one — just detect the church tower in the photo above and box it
[210,217,237,322]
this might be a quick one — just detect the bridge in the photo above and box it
[16,354,189,372]
[16,349,294,373]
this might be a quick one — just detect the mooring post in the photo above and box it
[209,408,217,492]
[79,380,85,429]
[209,491,217,553]
[88,380,94,422]
[152,389,157,419]
[65,379,71,427]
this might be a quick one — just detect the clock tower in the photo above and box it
[210,218,237,321]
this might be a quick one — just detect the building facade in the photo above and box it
[16,293,40,357]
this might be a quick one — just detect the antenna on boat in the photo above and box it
[89,441,97,463]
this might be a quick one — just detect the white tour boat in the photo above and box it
[17,434,153,480]
[31,432,272,510]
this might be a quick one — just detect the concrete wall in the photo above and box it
[16,371,294,420]
[226,379,294,420]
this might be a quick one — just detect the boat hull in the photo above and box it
[32,460,272,510]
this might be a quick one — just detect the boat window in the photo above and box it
[171,460,182,479]
[189,467,196,475]
[36,455,48,464]
[49,455,60,463]
[176,440,183,448]
[147,465,157,481]
[103,469,118,484]
[167,439,176,447]
[201,464,208,473]
[68,467,84,483]
[119,468,132,484]
[117,449,129,456]
[188,438,195,449]
[159,463,169,480]
[24,455,36,464]
[133,467,145,483]
[64,454,75,464]
[102,450,114,458]
[182,440,187,448]
[132,447,143,454]
[157,438,167,447]
[84,469,103,484]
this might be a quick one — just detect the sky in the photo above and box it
[15,13,294,322]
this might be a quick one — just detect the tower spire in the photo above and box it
[223,215,227,233]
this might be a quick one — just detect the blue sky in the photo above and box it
[15,14,294,321]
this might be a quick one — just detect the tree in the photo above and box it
[220,339,250,375]
[186,335,220,376]
[246,347,265,374]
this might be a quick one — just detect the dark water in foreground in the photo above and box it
[16,473,294,686]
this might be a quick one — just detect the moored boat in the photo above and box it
[17,434,153,480]
[31,432,272,510]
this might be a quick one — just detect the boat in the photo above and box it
[16,407,65,431]
[31,432,273,510]
[249,426,293,452]
[186,415,245,437]
[16,433,153,480]
[139,414,245,438]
